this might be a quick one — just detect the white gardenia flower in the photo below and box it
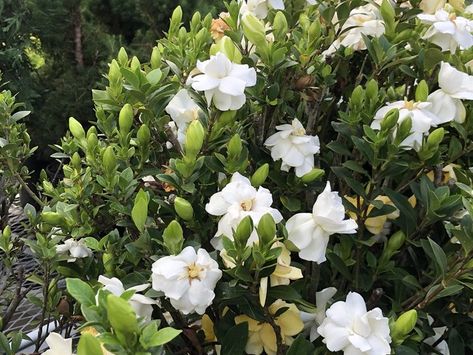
[300,287,337,342]
[240,0,285,19]
[205,172,283,249]
[56,239,92,262]
[165,89,202,145]
[427,61,473,124]
[323,4,385,56]
[418,9,473,53]
[317,292,391,355]
[43,333,73,355]
[191,52,257,111]
[264,118,320,177]
[151,246,222,315]
[98,275,155,321]
[371,100,439,150]
[286,182,357,263]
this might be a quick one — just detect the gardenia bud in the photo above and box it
[130,56,141,71]
[210,36,242,63]
[415,80,429,102]
[103,146,117,174]
[119,104,134,135]
[234,216,253,247]
[174,197,194,221]
[392,309,417,342]
[387,230,406,253]
[185,120,205,158]
[251,163,269,187]
[117,47,128,66]
[69,117,85,140]
[366,79,379,99]
[150,47,161,69]
[137,124,151,145]
[41,212,64,225]
[162,220,184,255]
[257,213,276,245]
[71,152,81,169]
[87,132,98,151]
[3,226,11,238]
[301,168,325,183]
[241,13,267,49]
[427,128,445,148]
[170,6,183,31]
[380,109,399,131]
[108,60,121,84]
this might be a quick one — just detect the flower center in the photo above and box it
[187,263,203,280]
[240,199,254,211]
[449,13,457,22]
[403,100,416,110]
[292,127,306,136]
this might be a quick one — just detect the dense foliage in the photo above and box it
[1,0,473,354]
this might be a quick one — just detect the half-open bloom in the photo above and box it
[264,118,320,177]
[286,182,357,263]
[56,239,92,262]
[165,89,202,144]
[191,52,257,111]
[98,275,155,321]
[317,292,391,355]
[427,61,473,124]
[418,9,473,53]
[151,246,222,315]
[205,172,283,249]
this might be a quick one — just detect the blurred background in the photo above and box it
[0,0,218,168]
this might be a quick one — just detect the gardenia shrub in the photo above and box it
[2,0,473,354]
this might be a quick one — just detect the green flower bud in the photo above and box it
[71,152,81,169]
[184,120,205,158]
[241,13,267,49]
[118,47,128,66]
[203,13,212,28]
[103,146,117,174]
[137,124,151,145]
[103,252,114,273]
[299,168,323,183]
[178,27,187,43]
[227,134,243,158]
[163,220,184,255]
[351,86,364,107]
[234,216,253,247]
[170,6,183,33]
[3,226,11,239]
[392,310,417,341]
[251,164,270,187]
[427,128,445,148]
[191,12,201,32]
[41,211,64,225]
[273,11,288,41]
[174,197,194,221]
[365,79,379,100]
[396,117,412,143]
[87,132,98,151]
[308,21,321,42]
[257,213,276,245]
[43,180,55,194]
[119,104,134,135]
[150,47,161,69]
[415,80,429,102]
[108,60,121,84]
[130,56,141,71]
[69,117,85,140]
[387,230,406,253]
[380,109,399,131]
[210,36,242,63]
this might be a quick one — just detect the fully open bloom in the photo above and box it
[240,0,285,19]
[300,287,337,342]
[264,118,320,177]
[165,89,202,145]
[56,239,92,262]
[323,4,385,56]
[371,100,439,150]
[151,246,222,315]
[286,182,357,263]
[205,172,283,249]
[98,275,155,321]
[235,300,304,355]
[427,62,473,124]
[317,292,391,355]
[418,9,473,53]
[190,52,257,111]
[43,333,73,355]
